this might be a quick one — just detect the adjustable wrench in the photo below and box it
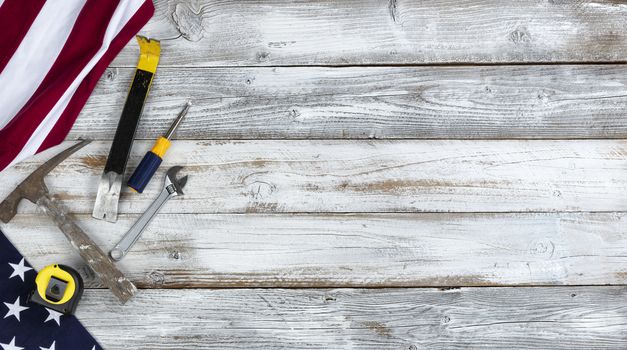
[110,166,188,261]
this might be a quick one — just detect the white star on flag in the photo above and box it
[0,337,23,350]
[39,340,55,350]
[8,258,32,282]
[3,297,28,322]
[44,308,62,326]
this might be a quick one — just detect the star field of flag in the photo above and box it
[0,229,101,350]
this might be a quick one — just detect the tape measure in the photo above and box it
[29,264,84,315]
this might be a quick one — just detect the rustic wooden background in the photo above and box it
[2,0,627,348]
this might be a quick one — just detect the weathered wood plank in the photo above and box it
[77,287,627,349]
[73,65,627,140]
[113,0,627,66]
[3,212,627,287]
[2,140,627,214]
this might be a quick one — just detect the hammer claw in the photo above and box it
[0,190,21,223]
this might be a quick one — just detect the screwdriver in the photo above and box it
[127,101,192,193]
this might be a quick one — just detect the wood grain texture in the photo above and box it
[72,65,627,140]
[3,212,627,287]
[112,0,627,67]
[2,140,627,214]
[5,0,627,347]
[77,287,627,349]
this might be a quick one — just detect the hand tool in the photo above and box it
[0,140,137,303]
[127,101,192,193]
[93,35,161,223]
[29,264,84,315]
[110,166,188,261]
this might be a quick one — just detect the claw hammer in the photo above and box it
[0,140,137,303]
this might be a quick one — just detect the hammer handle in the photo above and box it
[36,194,137,304]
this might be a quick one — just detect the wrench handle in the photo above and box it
[110,187,172,261]
[36,194,137,304]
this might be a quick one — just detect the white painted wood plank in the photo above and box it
[73,65,627,140]
[2,140,626,214]
[115,0,627,66]
[3,212,627,287]
[77,287,627,349]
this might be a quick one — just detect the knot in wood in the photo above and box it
[510,26,531,45]
[104,68,117,82]
[256,51,270,62]
[172,3,204,42]
[247,181,276,200]
[528,239,555,258]
[147,271,166,286]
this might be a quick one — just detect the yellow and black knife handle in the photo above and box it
[104,36,160,175]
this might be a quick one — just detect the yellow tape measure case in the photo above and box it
[29,264,84,315]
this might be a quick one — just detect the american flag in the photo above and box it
[0,0,154,172]
[0,229,101,349]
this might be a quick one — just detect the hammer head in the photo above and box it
[0,140,91,223]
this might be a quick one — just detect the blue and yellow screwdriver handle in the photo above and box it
[128,101,191,193]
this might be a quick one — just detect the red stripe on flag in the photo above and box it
[0,0,119,169]
[39,0,155,152]
[0,0,47,73]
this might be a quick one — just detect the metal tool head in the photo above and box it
[0,140,91,223]
[92,172,122,223]
[164,166,188,195]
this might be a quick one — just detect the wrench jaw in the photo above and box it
[165,166,188,196]
[171,175,188,195]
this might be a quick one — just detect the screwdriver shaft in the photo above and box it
[165,100,192,139]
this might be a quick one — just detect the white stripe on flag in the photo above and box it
[0,0,87,130]
[9,0,146,168]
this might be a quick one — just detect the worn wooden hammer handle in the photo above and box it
[36,194,137,304]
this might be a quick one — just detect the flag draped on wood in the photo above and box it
[0,229,102,349]
[0,0,155,171]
